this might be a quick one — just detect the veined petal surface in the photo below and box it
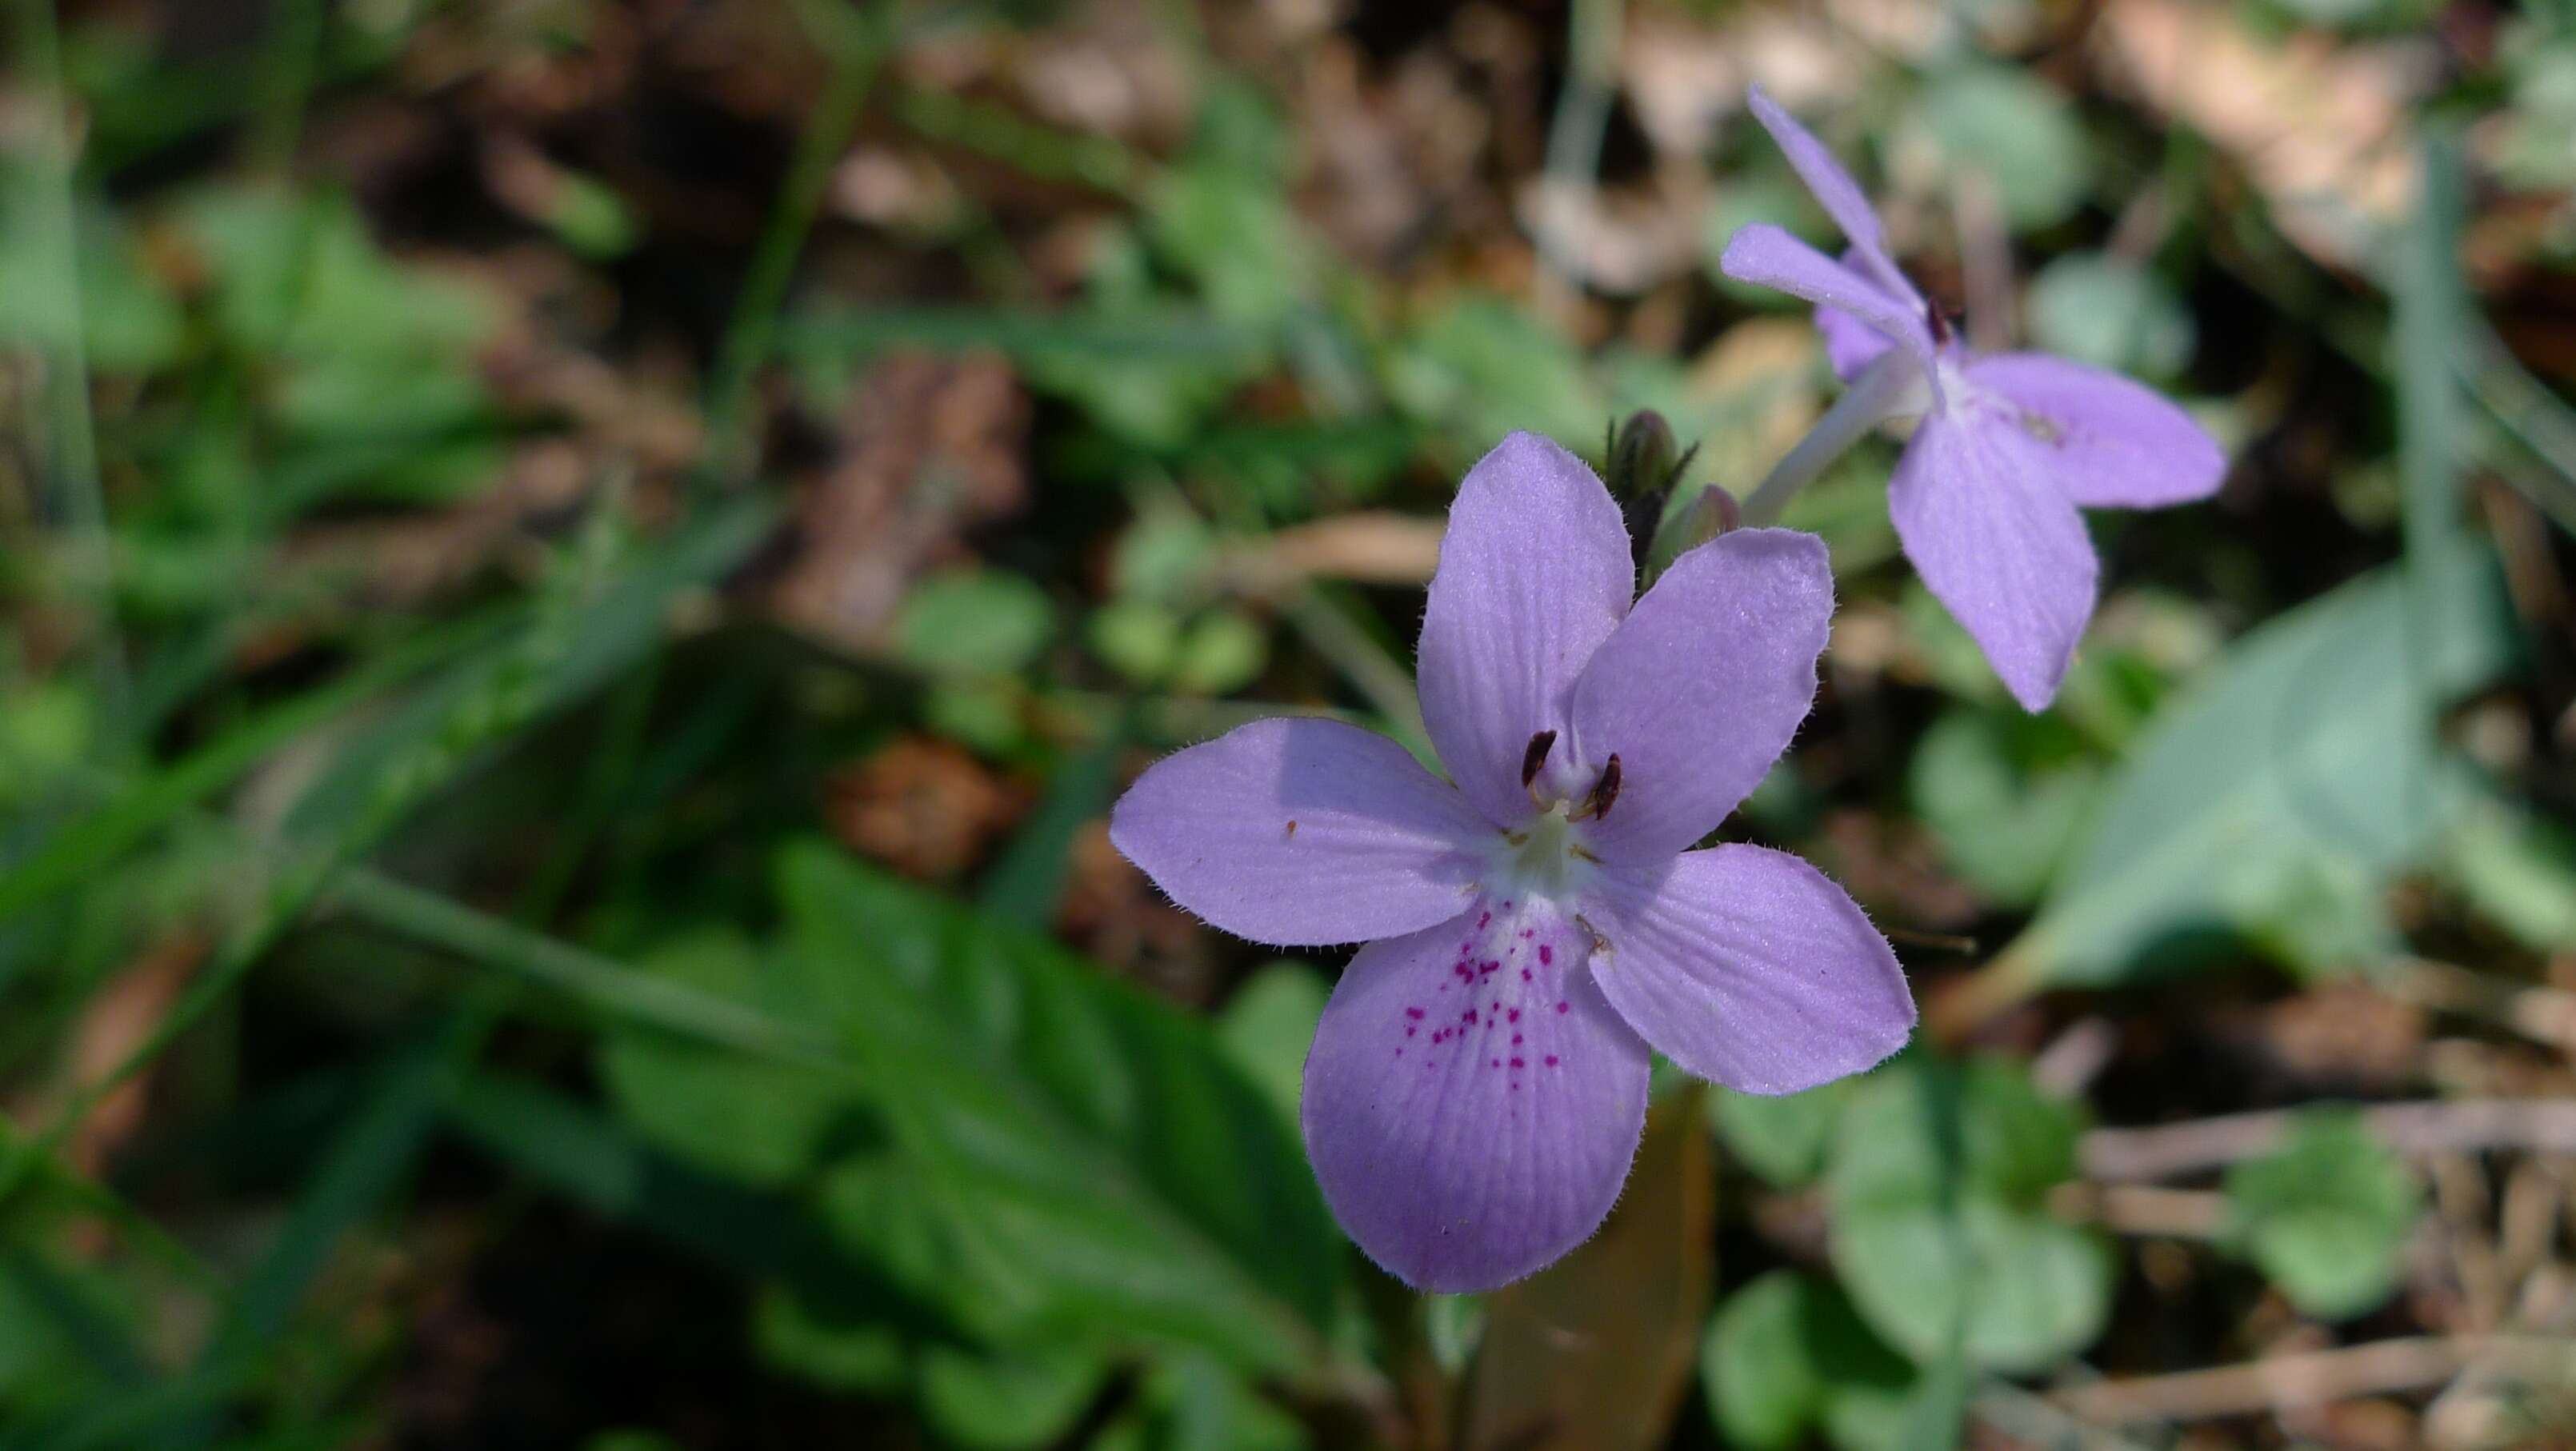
[1301,900,1650,1292]
[1110,717,1489,946]
[1889,410,2101,711]
[1417,432,1637,829]
[1966,353,2228,510]
[1566,529,1834,863]
[1582,845,1913,1094]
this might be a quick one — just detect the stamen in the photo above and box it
[1568,754,1622,821]
[1520,729,1557,789]
[1926,298,1954,347]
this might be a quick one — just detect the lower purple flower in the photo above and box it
[1109,432,1915,1293]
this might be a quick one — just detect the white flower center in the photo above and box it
[1490,801,1598,904]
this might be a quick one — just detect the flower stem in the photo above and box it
[1738,351,1918,527]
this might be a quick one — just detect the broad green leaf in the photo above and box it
[1906,709,2101,907]
[1710,1081,1850,1189]
[778,842,1341,1376]
[2026,254,2195,382]
[750,1283,907,1395]
[2446,789,2576,952]
[444,1070,954,1343]
[894,569,1057,678]
[1906,66,2086,229]
[1703,1273,1825,1450]
[1215,962,1327,1125]
[2222,1112,2420,1320]
[2001,544,2514,987]
[921,1345,1111,1451]
[596,931,863,1187]
[1826,1058,2111,1372]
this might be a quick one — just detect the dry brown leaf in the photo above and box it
[2094,0,2430,271]
[767,351,1030,653]
[1458,1088,1714,1451]
[824,735,1023,882]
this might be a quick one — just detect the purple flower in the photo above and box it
[1108,434,1914,1293]
[1719,86,2227,711]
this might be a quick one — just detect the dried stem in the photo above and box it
[2082,1099,2576,1182]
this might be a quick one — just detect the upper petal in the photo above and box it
[1300,899,1650,1292]
[1417,431,1636,829]
[1719,226,1942,405]
[1566,528,1834,862]
[1109,717,1488,946]
[1964,353,2228,510]
[1818,301,1896,382]
[1889,410,2101,711]
[1746,85,1922,310]
[1582,845,1914,1094]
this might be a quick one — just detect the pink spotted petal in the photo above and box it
[1890,410,2101,712]
[1746,85,1922,311]
[1965,353,2228,510]
[1109,717,1488,947]
[1416,432,1636,829]
[1582,846,1914,1095]
[1566,529,1834,863]
[1301,901,1651,1293]
[1720,226,1941,403]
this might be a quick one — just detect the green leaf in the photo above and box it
[595,931,864,1187]
[444,1070,954,1343]
[1702,1271,1910,1451]
[1826,1058,2112,1373]
[2002,545,2516,987]
[1909,66,2087,230]
[2026,253,2196,382]
[1710,1081,1850,1189]
[894,569,1057,678]
[2446,789,2576,952]
[776,842,1342,1375]
[921,1345,1110,1451]
[1906,709,2102,908]
[1216,962,1327,1125]
[1171,610,1268,696]
[2222,1112,2421,1320]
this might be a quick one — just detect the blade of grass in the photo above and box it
[2395,127,2468,840]
[702,2,892,487]
[328,868,839,1066]
[7,0,124,730]
[0,606,514,925]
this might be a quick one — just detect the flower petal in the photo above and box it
[1889,410,2100,711]
[1746,85,1922,310]
[1301,900,1650,1292]
[1719,226,1940,400]
[1417,431,1636,829]
[1566,528,1833,862]
[1965,353,2228,509]
[1818,301,1895,382]
[1582,845,1914,1094]
[1110,717,1488,946]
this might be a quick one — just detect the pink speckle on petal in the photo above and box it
[1406,1007,1425,1020]
[1508,1008,1522,1023]
[1511,1057,1525,1069]
[1555,1001,1569,1014]
[1538,945,1554,965]
[1545,1054,1560,1067]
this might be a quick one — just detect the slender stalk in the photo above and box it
[10,0,124,729]
[701,4,892,487]
[1738,350,1918,527]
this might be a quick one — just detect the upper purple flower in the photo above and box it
[1108,433,1914,1293]
[1719,86,2227,711]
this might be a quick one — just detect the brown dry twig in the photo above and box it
[2051,1335,2575,1425]
[2082,1099,2576,1181]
